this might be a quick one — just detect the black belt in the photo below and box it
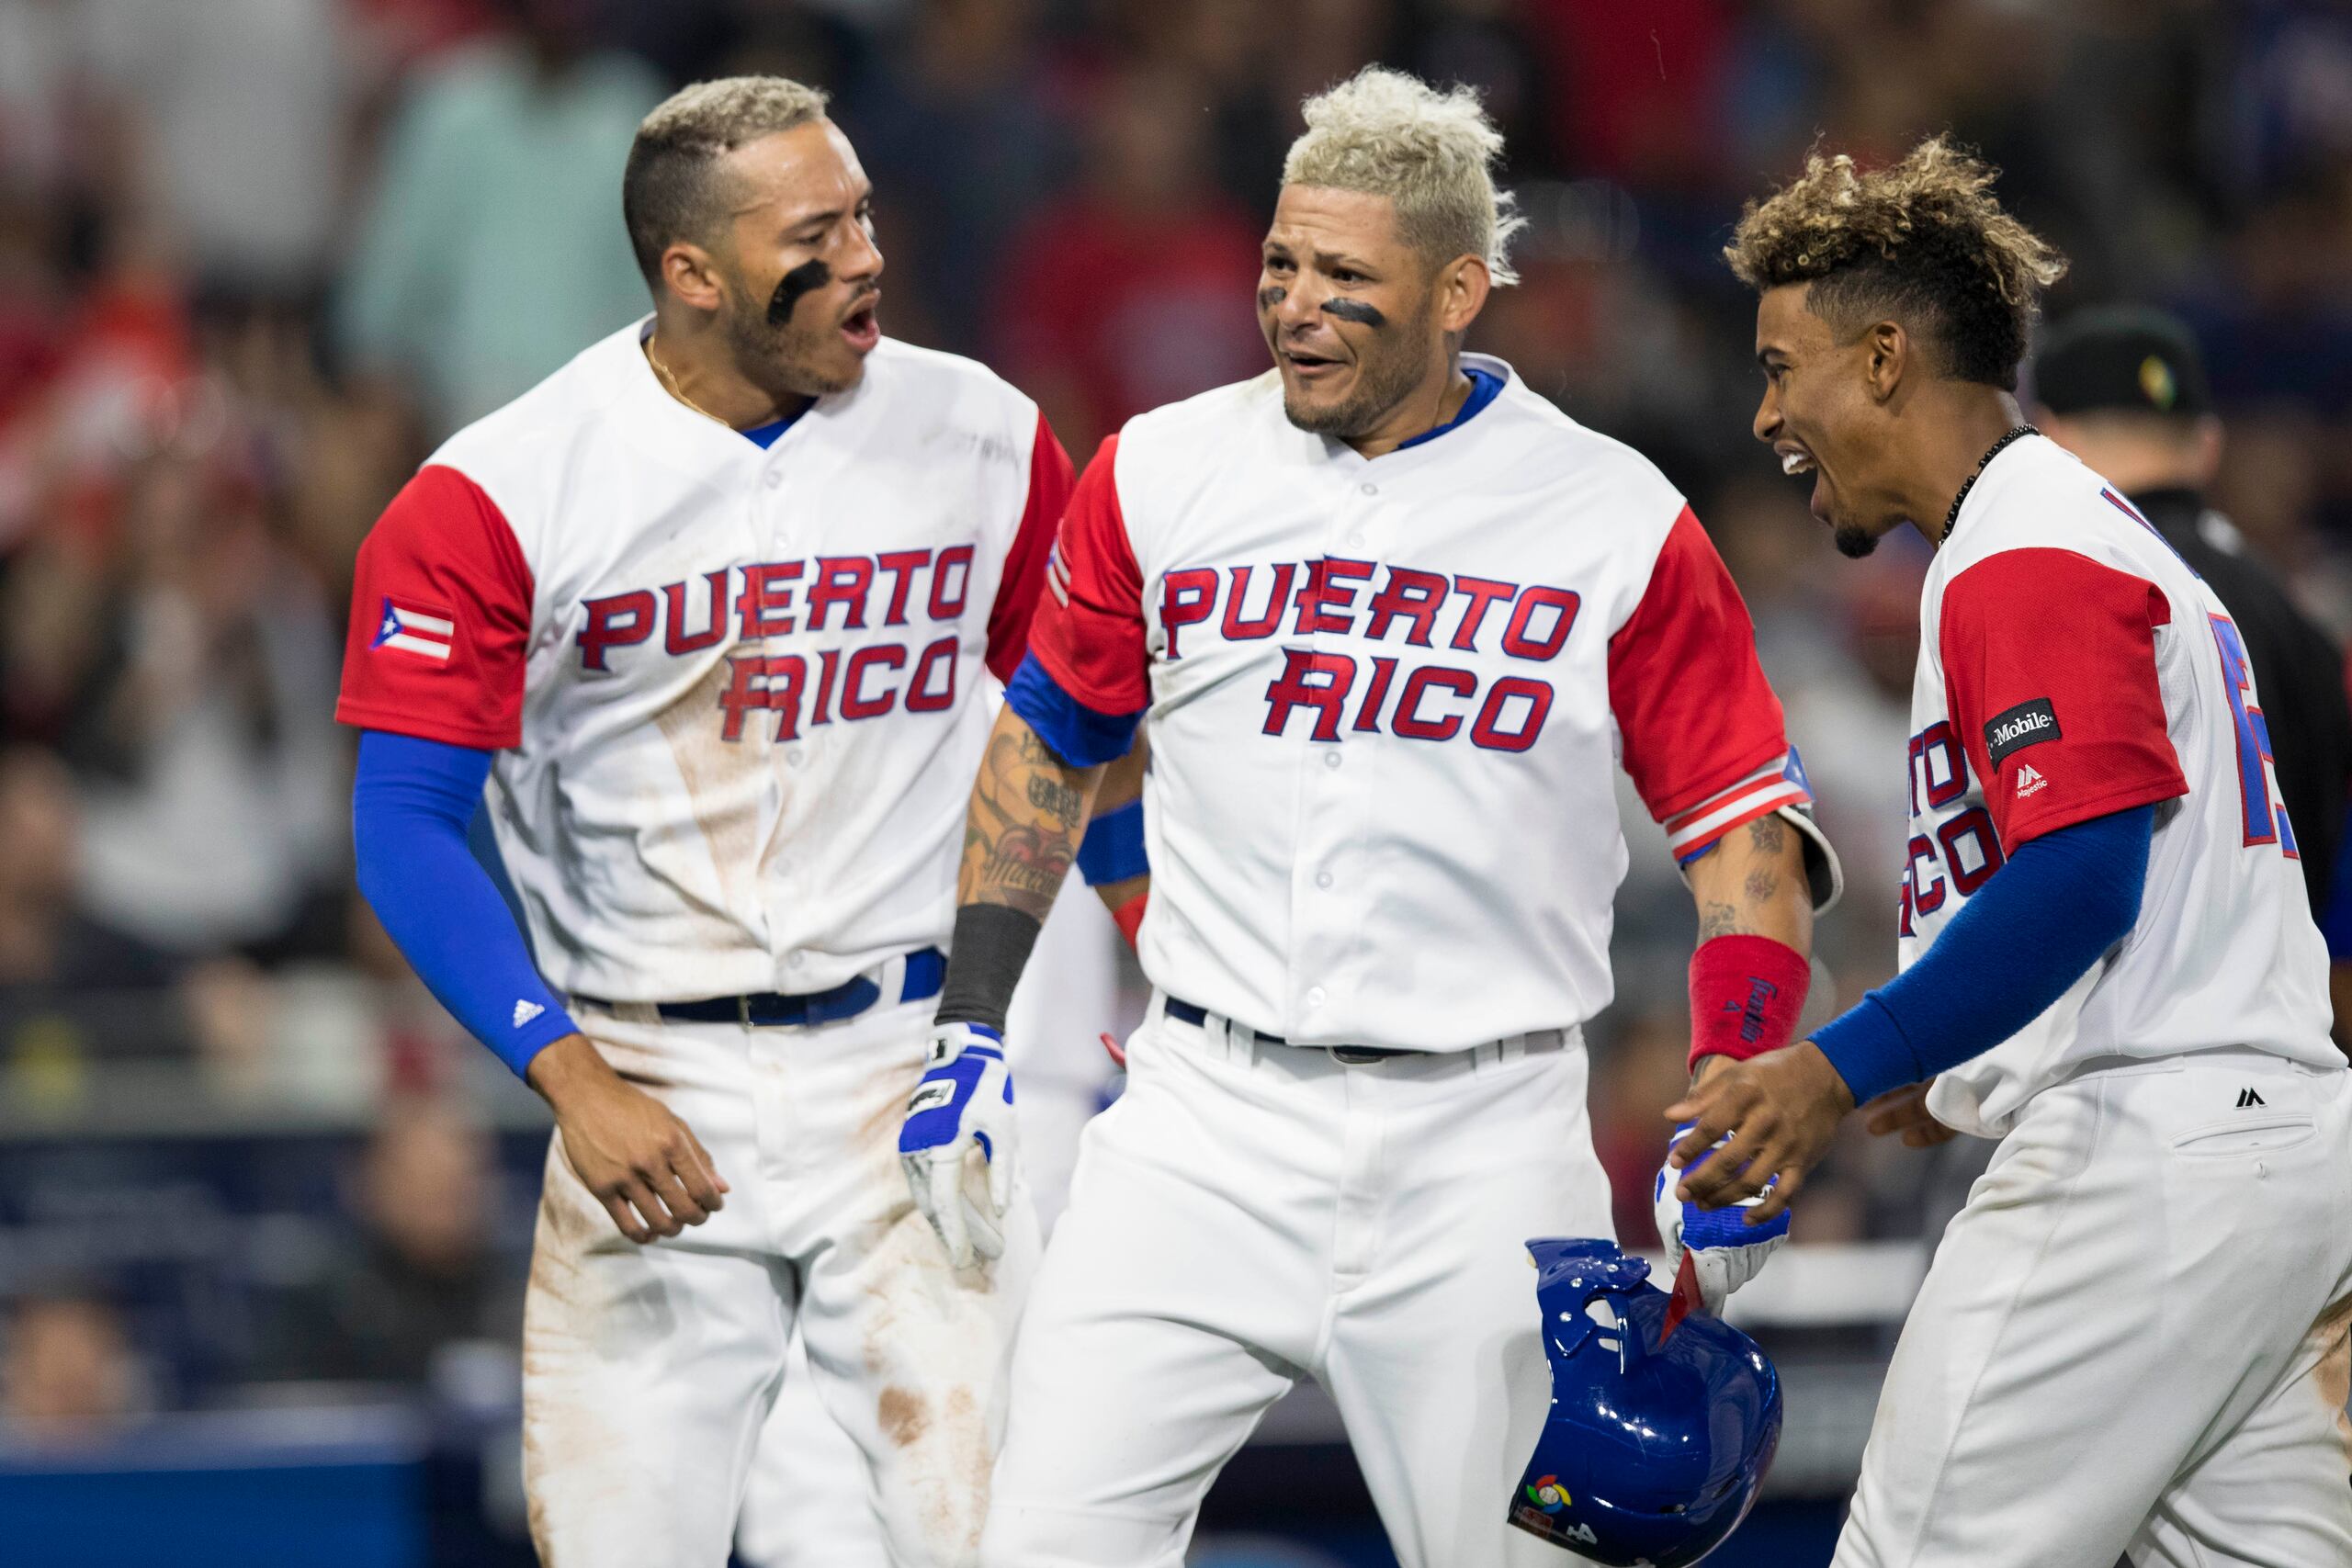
[584,947,945,1029]
[1162,996,1421,1063]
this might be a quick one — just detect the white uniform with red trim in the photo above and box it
[1838,435,2352,1568]
[982,357,1831,1568]
[336,321,1071,1568]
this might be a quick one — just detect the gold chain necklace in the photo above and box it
[646,337,731,428]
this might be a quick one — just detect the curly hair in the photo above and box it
[624,76,832,288]
[1724,137,2067,389]
[1283,67,1526,287]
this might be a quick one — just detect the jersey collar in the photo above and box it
[625,315,840,459]
[1310,353,1518,471]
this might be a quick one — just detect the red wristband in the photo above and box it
[1687,934,1810,1070]
[1112,890,1148,949]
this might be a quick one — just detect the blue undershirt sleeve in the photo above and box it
[1812,804,2156,1106]
[353,729,578,1077]
[1075,797,1148,886]
[1005,650,1142,769]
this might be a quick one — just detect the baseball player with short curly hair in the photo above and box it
[338,74,1145,1568]
[919,67,1840,1568]
[1689,137,2352,1567]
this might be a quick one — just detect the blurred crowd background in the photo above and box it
[1,0,2349,1562]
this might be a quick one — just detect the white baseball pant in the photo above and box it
[733,889,1126,1568]
[521,993,1038,1568]
[1836,1048,2352,1568]
[980,993,1611,1568]
[737,1337,893,1568]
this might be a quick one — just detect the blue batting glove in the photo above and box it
[1654,1123,1791,1314]
[900,1021,1017,1269]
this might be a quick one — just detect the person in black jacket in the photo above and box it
[2033,307,2352,911]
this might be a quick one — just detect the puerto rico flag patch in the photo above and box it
[372,598,455,662]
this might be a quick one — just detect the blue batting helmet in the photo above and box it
[1509,1238,1781,1566]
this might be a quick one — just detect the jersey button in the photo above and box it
[786,747,805,766]
[788,953,806,968]
[1323,751,1341,770]
[1306,986,1327,1008]
[1358,481,1377,496]
[764,470,784,490]
[1315,870,1334,890]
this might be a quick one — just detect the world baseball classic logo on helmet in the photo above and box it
[1511,1238,1781,1566]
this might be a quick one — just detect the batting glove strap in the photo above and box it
[922,1020,1001,1070]
[899,1043,1011,1154]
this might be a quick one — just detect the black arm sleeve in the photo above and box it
[935,904,1046,1033]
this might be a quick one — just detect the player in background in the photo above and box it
[921,68,1838,1568]
[2031,308,2352,1041]
[336,75,1143,1568]
[1679,138,2352,1567]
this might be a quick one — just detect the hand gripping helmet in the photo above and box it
[1509,1238,1781,1566]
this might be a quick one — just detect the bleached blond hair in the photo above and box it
[1282,67,1525,287]
[624,76,833,286]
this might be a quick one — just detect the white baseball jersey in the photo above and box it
[335,321,1071,1001]
[1903,435,2335,1138]
[1011,355,1816,1051]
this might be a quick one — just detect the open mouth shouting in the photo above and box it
[840,294,881,353]
[1776,441,1831,521]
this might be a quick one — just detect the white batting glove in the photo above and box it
[899,1022,1018,1269]
[1654,1124,1791,1314]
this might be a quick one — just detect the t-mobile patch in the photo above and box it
[1984,698,2062,767]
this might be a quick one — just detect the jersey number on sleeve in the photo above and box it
[2210,613,2299,858]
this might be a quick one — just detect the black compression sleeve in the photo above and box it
[935,903,1045,1032]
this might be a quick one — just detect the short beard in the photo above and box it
[1280,296,1437,439]
[1832,525,1879,558]
[721,280,859,400]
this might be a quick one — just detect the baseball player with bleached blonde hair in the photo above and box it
[920,67,1841,1568]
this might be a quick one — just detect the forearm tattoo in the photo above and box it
[1695,814,1801,942]
[960,724,1091,921]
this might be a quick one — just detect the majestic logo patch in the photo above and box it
[2015,763,2048,798]
[2237,1088,2266,1109]
[1984,698,2061,768]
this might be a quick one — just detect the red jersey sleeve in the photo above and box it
[1025,434,1149,716]
[1939,547,2186,849]
[335,464,534,750]
[1609,507,1803,852]
[985,411,1077,683]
